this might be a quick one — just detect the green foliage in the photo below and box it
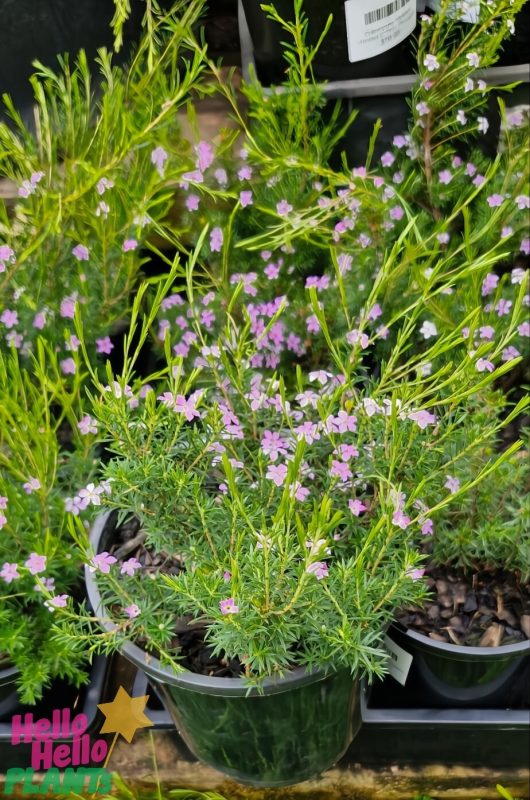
[0,347,97,701]
[0,0,207,362]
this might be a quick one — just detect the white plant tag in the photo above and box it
[344,0,416,63]
[426,0,480,23]
[383,634,413,686]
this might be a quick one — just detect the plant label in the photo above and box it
[344,0,416,62]
[383,634,413,685]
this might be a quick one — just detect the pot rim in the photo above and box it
[0,662,19,681]
[85,511,336,697]
[391,621,530,659]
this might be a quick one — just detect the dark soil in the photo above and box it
[396,564,530,647]
[109,516,247,678]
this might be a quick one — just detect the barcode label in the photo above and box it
[365,0,411,25]
[345,0,416,62]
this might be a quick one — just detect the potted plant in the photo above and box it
[52,253,526,785]
[387,402,530,709]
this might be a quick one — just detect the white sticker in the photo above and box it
[344,0,416,63]
[426,0,480,24]
[383,634,413,686]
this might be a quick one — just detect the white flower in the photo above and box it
[420,320,438,339]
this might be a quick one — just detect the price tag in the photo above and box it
[383,634,413,686]
[345,0,416,62]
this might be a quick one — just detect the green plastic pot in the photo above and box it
[86,512,361,786]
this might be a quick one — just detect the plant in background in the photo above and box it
[0,345,98,701]
[0,0,208,375]
[150,0,528,395]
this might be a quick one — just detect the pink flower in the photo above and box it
[0,309,18,328]
[151,146,168,176]
[326,411,357,434]
[438,170,453,185]
[0,245,15,272]
[265,262,280,280]
[330,460,352,482]
[346,329,369,349]
[306,561,329,580]
[349,499,367,517]
[25,553,47,575]
[261,430,289,461]
[60,296,76,318]
[502,346,520,362]
[122,238,138,252]
[238,165,253,181]
[518,321,530,337]
[487,194,504,208]
[294,421,320,445]
[389,205,404,220]
[381,151,395,167]
[515,195,530,210]
[185,194,200,212]
[466,52,480,67]
[407,568,425,581]
[195,141,214,172]
[392,510,411,529]
[90,552,117,574]
[23,477,41,494]
[481,273,498,296]
[124,604,141,619]
[158,392,201,421]
[0,513,6,529]
[496,298,512,317]
[33,312,46,329]
[368,303,383,321]
[291,482,310,502]
[424,54,440,71]
[44,594,69,611]
[408,410,436,429]
[121,558,142,577]
[210,227,223,253]
[240,190,253,207]
[444,475,460,494]
[219,597,239,614]
[60,358,76,375]
[276,199,293,216]
[266,463,288,487]
[72,244,89,261]
[476,358,494,373]
[338,444,359,461]
[421,519,434,536]
[416,102,430,116]
[96,177,114,194]
[214,168,228,186]
[78,415,98,435]
[0,562,20,583]
[479,325,495,340]
[96,336,114,355]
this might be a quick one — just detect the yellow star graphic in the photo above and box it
[97,686,154,743]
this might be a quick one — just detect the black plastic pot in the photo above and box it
[387,621,530,709]
[0,661,20,719]
[241,0,419,85]
[86,512,361,787]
